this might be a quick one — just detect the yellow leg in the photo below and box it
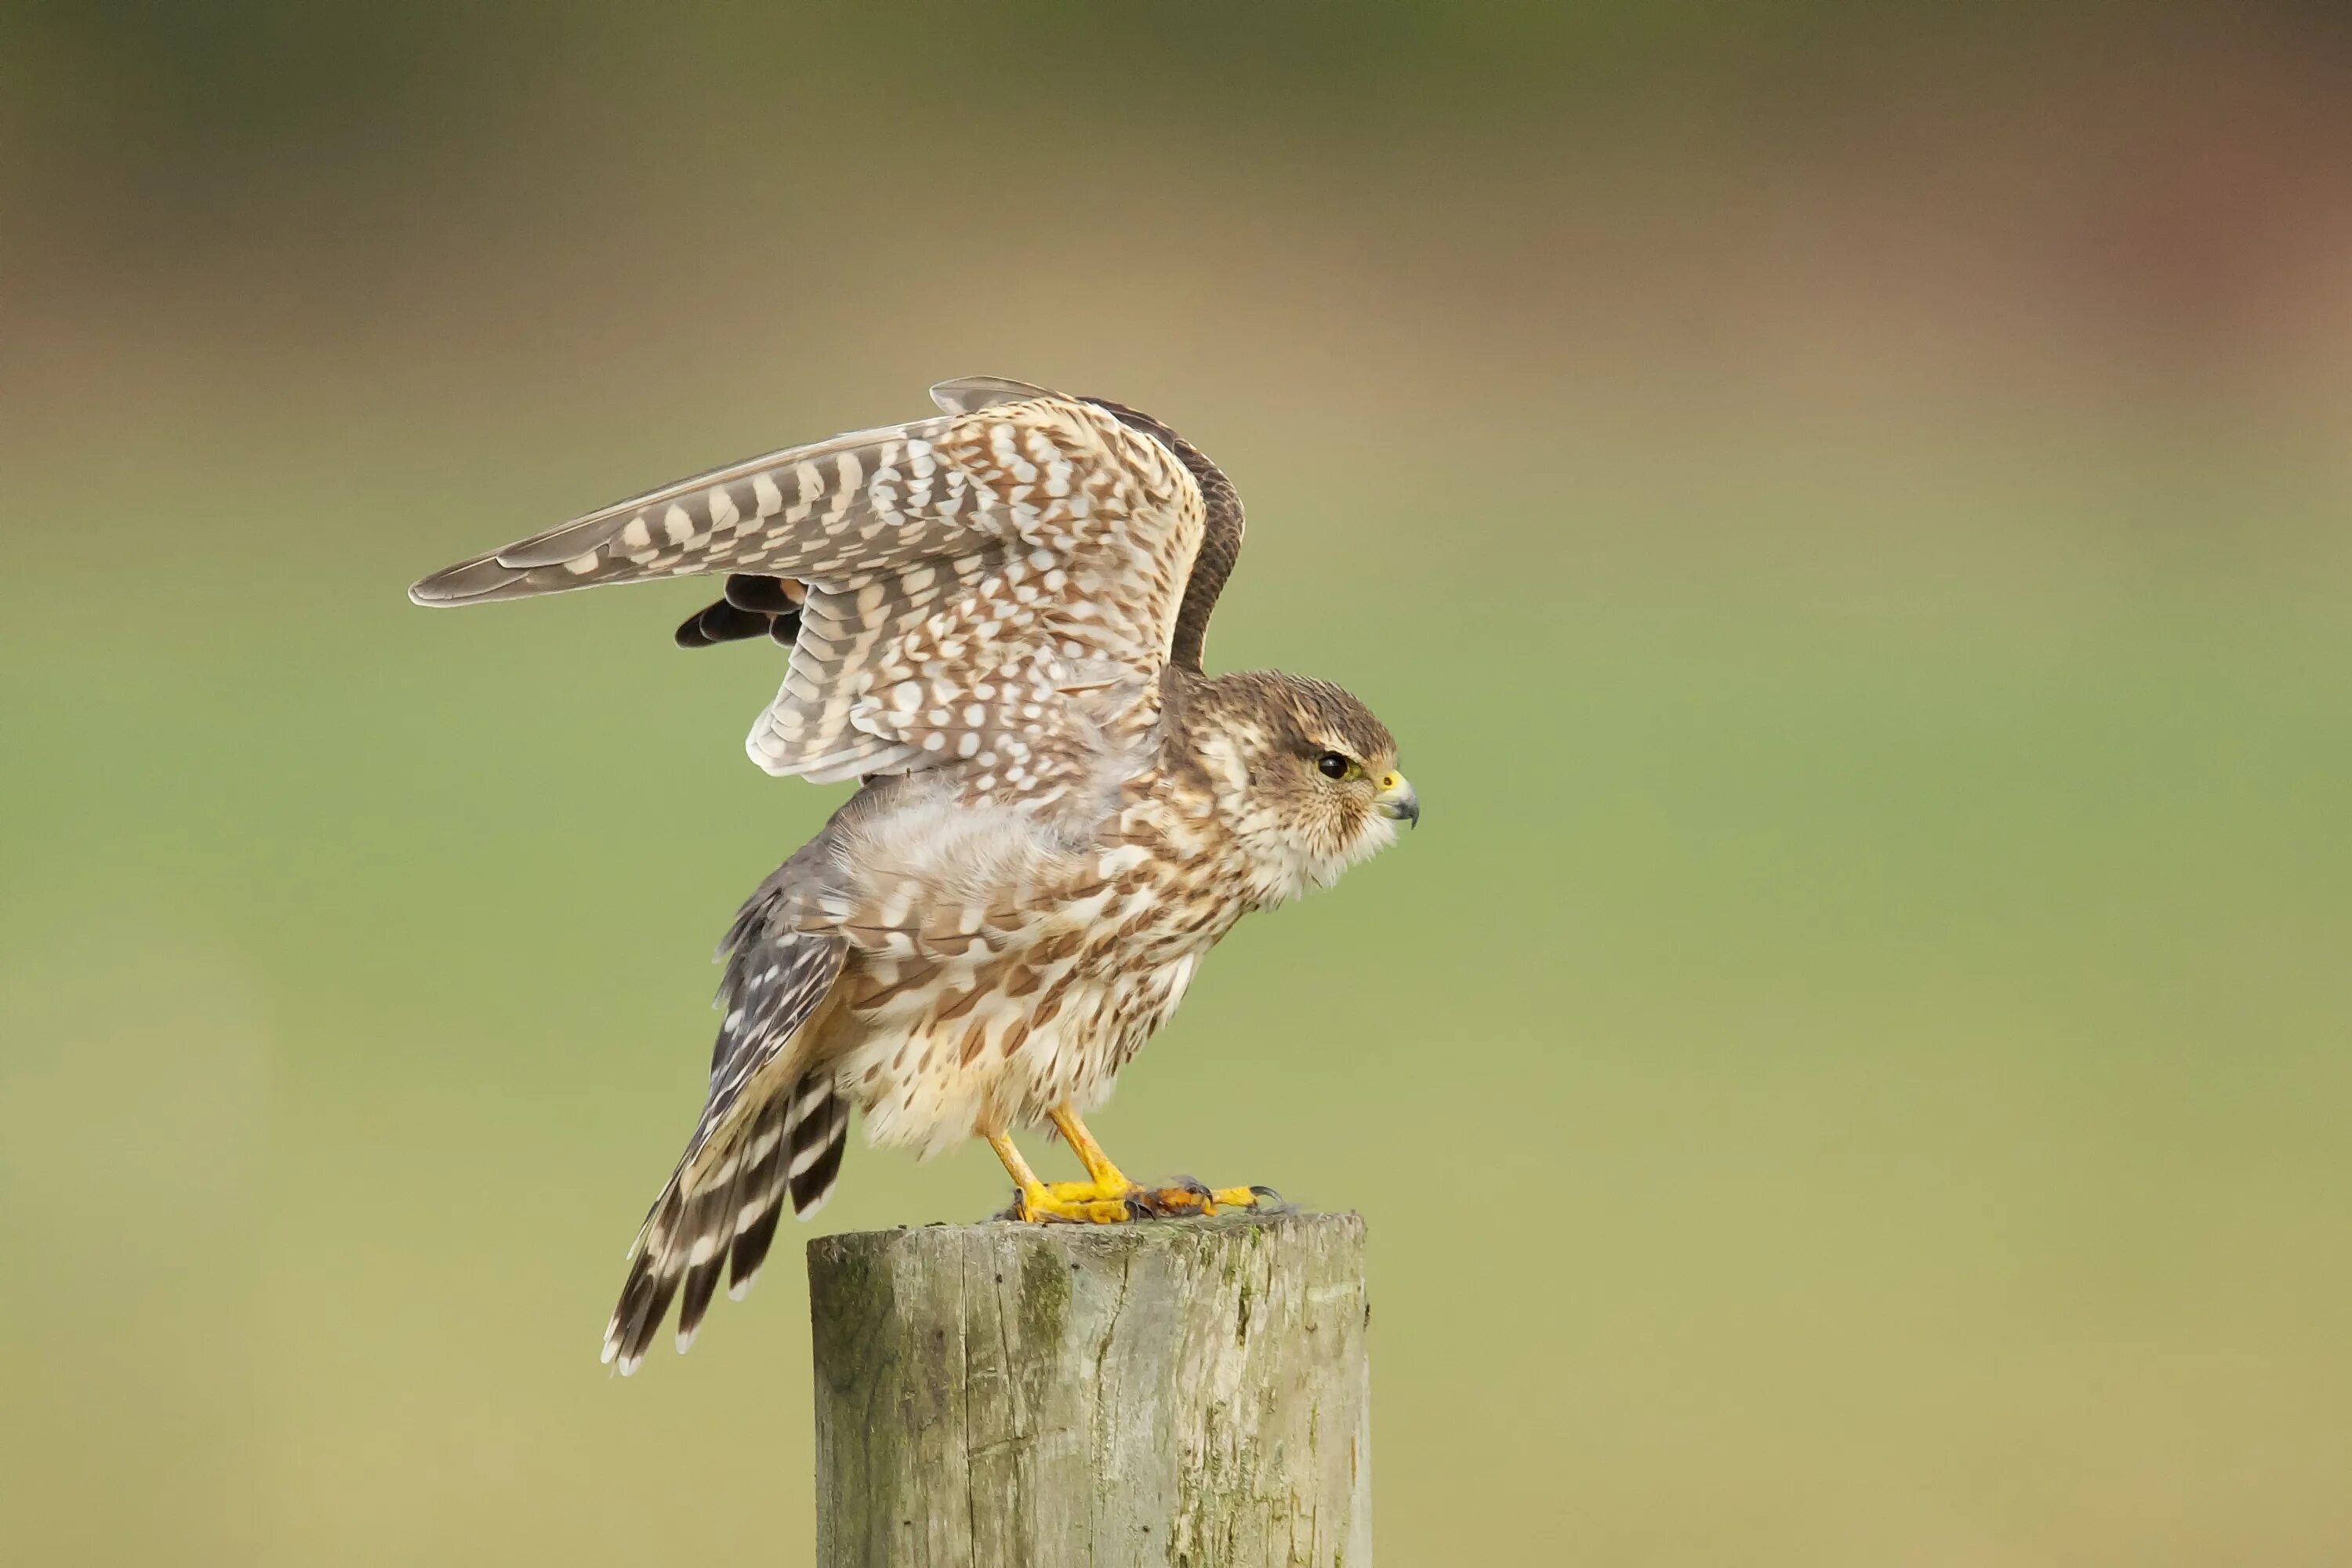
[1047,1105,1131,1190]
[985,1131,1043,1190]
[1040,1105,1272,1218]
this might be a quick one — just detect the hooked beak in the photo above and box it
[1374,771,1420,828]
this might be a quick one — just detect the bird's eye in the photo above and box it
[1316,752,1351,779]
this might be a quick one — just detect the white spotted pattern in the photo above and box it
[415,379,1204,803]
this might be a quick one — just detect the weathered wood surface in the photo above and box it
[808,1211,1370,1568]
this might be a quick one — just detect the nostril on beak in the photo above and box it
[1374,773,1419,827]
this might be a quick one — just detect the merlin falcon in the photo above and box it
[410,377,1417,1373]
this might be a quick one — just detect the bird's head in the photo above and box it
[1181,670,1417,907]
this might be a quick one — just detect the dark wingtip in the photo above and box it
[724,575,804,614]
[676,599,775,650]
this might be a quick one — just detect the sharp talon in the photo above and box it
[1250,1185,1282,1205]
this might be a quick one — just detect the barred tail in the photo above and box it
[599,1069,851,1376]
[784,1076,850,1220]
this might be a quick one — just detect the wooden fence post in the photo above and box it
[807,1211,1371,1567]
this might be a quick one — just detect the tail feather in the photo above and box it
[787,1088,850,1218]
[672,1185,731,1353]
[602,1231,684,1375]
[600,883,846,1375]
[599,1070,850,1375]
[725,1095,795,1300]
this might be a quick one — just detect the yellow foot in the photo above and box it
[990,1120,1281,1224]
[1019,1177,1281,1221]
[1011,1181,1139,1225]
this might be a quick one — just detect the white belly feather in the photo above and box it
[837,946,1202,1156]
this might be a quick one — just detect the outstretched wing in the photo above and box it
[411,377,1208,788]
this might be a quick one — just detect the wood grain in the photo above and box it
[808,1212,1371,1567]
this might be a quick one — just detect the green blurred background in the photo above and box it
[5,4,2350,1563]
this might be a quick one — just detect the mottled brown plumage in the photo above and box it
[409,377,1416,1373]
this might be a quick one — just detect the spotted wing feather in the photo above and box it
[750,395,1205,786]
[412,379,1210,797]
[408,418,984,607]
